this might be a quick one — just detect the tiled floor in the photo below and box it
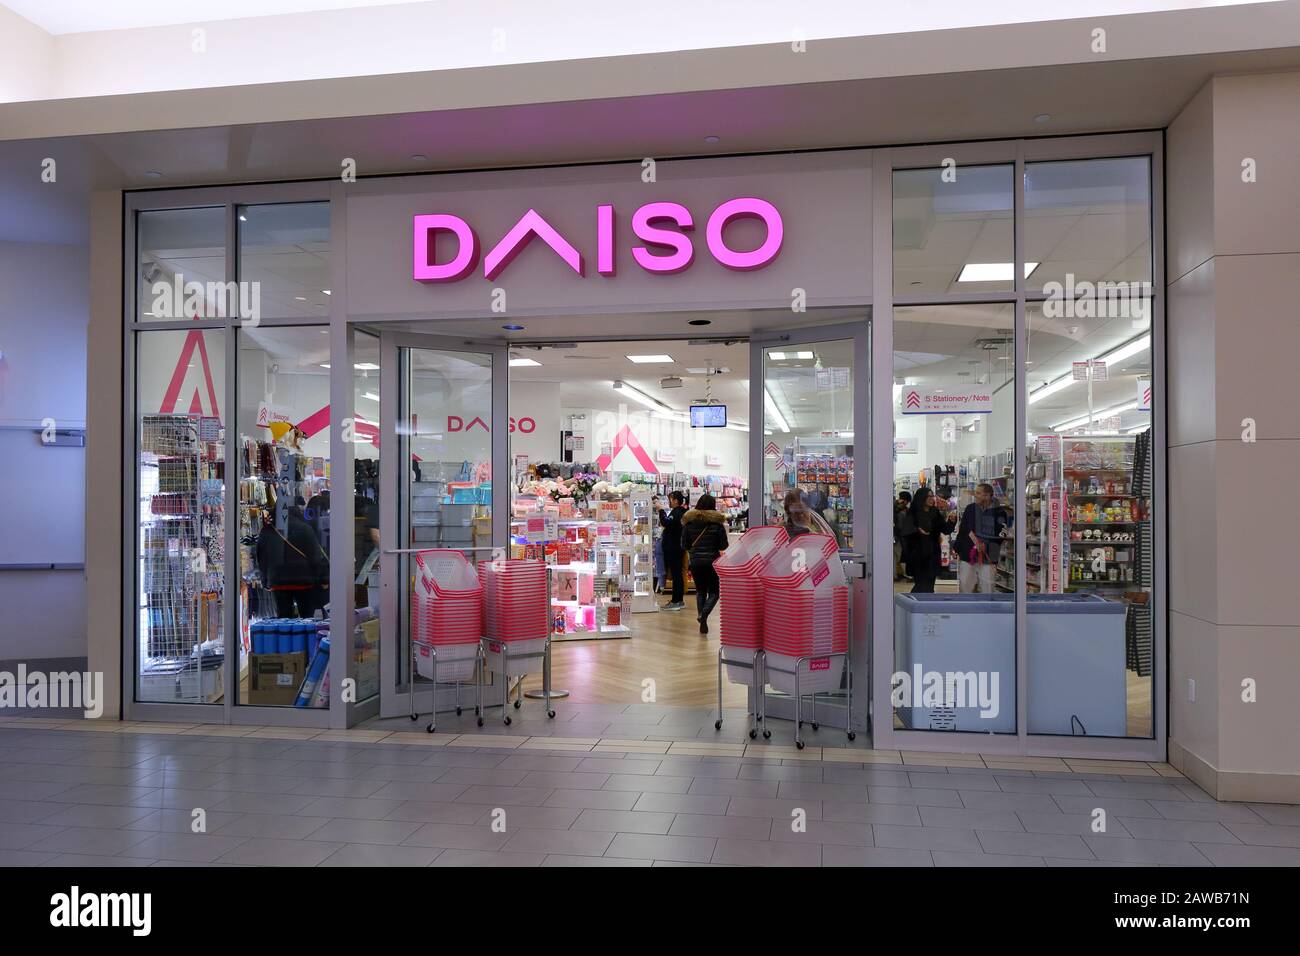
[1,710,1298,867]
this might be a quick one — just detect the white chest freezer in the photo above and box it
[893,594,1015,733]
[1027,593,1127,737]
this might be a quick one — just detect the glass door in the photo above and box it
[750,320,871,736]
[377,331,508,719]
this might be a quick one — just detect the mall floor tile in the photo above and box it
[0,721,1293,867]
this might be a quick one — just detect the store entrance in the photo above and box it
[374,312,870,738]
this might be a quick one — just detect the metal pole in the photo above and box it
[525,565,569,700]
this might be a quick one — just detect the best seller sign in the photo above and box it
[901,386,994,415]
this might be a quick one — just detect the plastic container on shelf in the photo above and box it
[411,550,483,681]
[759,533,849,694]
[713,525,789,683]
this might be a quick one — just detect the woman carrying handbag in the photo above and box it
[681,494,729,634]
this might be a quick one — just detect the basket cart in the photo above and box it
[712,525,789,739]
[408,549,484,733]
[758,534,855,749]
[475,559,558,726]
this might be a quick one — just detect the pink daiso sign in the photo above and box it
[412,198,784,282]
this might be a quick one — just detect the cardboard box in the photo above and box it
[248,652,307,706]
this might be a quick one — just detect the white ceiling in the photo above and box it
[2,0,433,34]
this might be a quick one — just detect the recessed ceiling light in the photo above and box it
[238,214,248,222]
[688,319,712,326]
[958,262,1039,282]
[502,324,525,331]
[626,354,674,364]
[411,154,429,162]
[768,352,787,361]
[509,358,541,367]
[704,135,721,144]
[320,363,330,369]
[294,296,307,301]
[1033,113,1052,124]
[144,171,163,179]
[794,351,814,360]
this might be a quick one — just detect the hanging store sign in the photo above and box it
[1072,360,1108,381]
[413,198,784,282]
[1044,488,1066,594]
[901,386,993,415]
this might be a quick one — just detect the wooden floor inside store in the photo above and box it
[519,599,749,708]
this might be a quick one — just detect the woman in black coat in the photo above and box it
[899,486,955,593]
[681,494,729,634]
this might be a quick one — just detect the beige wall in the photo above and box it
[1166,72,1300,802]
[85,191,122,719]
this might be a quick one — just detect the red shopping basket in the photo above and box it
[714,525,789,651]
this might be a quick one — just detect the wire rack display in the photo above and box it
[138,414,225,698]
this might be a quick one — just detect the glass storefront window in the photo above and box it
[137,207,227,322]
[353,332,381,703]
[762,341,854,550]
[1025,157,1153,292]
[893,164,1014,295]
[891,304,1016,733]
[236,326,333,707]
[135,328,226,703]
[1025,296,1154,738]
[237,203,332,321]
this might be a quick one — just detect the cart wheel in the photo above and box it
[762,730,771,740]
[513,699,522,710]
[547,710,556,719]
[504,715,512,726]
[796,740,805,750]
[747,728,756,739]
[811,722,820,732]
[847,731,857,742]
[426,723,436,734]
[715,720,723,731]
[455,707,462,716]
[476,717,484,727]
[409,713,418,721]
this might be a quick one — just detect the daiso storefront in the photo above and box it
[113,132,1170,765]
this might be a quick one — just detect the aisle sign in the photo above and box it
[901,386,993,415]
[763,441,783,459]
[705,452,722,467]
[1137,377,1152,412]
[1073,360,1108,382]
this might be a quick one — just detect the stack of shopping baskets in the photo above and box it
[411,550,482,686]
[477,558,555,724]
[713,530,855,748]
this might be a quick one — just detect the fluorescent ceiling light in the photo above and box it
[1053,400,1140,432]
[768,352,787,361]
[322,289,331,295]
[361,392,379,402]
[726,421,750,433]
[958,262,1039,282]
[354,363,380,370]
[1126,424,1151,435]
[686,367,730,374]
[1028,334,1151,405]
[763,387,790,433]
[613,380,669,412]
[509,358,541,367]
[320,363,330,369]
[626,354,674,364]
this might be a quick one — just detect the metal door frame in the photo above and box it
[375,330,509,720]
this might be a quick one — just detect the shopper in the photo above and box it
[682,493,729,634]
[651,494,665,593]
[954,483,1010,594]
[659,491,688,610]
[893,491,912,580]
[899,486,954,593]
[256,498,330,618]
[783,489,814,539]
